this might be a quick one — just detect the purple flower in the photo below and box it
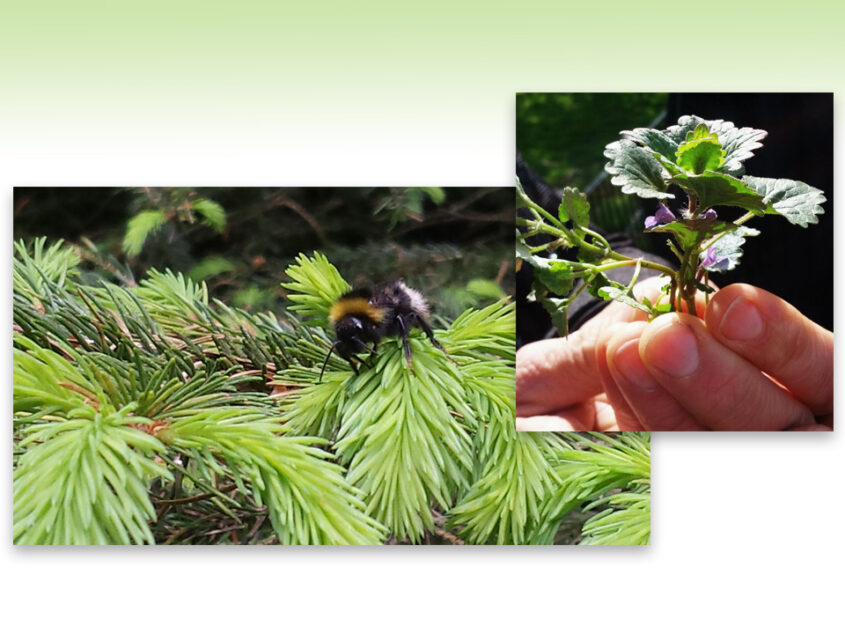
[700,246,730,271]
[702,208,717,220]
[644,203,676,229]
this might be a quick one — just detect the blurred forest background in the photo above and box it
[13,187,514,320]
[516,92,833,332]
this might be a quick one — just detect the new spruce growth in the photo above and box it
[14,241,650,545]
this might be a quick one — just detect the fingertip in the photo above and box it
[603,322,656,391]
[639,313,701,379]
[705,284,766,343]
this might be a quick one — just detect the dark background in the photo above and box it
[13,187,515,323]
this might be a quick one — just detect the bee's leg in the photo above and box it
[366,340,379,364]
[348,357,360,375]
[418,317,455,363]
[396,315,414,372]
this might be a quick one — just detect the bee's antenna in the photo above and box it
[318,342,337,383]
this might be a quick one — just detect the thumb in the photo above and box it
[516,276,669,417]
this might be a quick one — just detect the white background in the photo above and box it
[2,45,842,634]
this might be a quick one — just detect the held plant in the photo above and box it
[517,115,826,325]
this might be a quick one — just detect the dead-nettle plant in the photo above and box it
[516,115,826,326]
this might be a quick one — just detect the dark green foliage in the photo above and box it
[517,93,668,189]
[14,187,515,320]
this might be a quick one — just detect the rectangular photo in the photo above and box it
[516,93,832,432]
[13,186,650,544]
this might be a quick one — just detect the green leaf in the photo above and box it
[450,431,564,545]
[536,261,574,296]
[665,115,767,175]
[669,172,766,213]
[557,186,590,228]
[702,226,760,272]
[742,176,826,227]
[13,238,81,297]
[466,278,504,300]
[597,285,651,314]
[585,270,611,296]
[165,410,386,545]
[604,140,673,199]
[232,285,272,310]
[675,125,725,174]
[651,152,685,177]
[191,198,227,233]
[685,123,713,143]
[540,297,569,335]
[621,127,679,164]
[646,218,737,250]
[123,210,168,257]
[419,186,446,205]
[188,255,235,281]
[515,241,574,296]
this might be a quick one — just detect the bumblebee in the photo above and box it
[319,280,449,381]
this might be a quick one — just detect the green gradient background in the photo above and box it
[2,1,842,185]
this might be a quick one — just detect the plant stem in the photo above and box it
[699,211,757,251]
[733,211,757,226]
[604,252,676,278]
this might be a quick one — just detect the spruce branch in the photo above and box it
[13,242,384,544]
[530,433,651,545]
[277,252,517,542]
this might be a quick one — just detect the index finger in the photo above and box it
[705,284,833,417]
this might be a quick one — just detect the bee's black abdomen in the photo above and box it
[371,280,431,338]
[322,279,447,379]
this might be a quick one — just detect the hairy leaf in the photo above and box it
[669,172,766,212]
[558,186,590,228]
[621,127,679,164]
[597,285,652,313]
[516,242,574,296]
[703,226,760,272]
[645,218,737,250]
[742,176,826,227]
[665,115,767,175]
[675,126,726,174]
[604,140,673,199]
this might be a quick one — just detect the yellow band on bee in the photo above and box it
[329,297,386,324]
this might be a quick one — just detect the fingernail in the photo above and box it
[643,317,700,378]
[720,296,763,341]
[613,340,658,390]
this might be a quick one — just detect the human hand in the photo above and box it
[596,283,832,431]
[516,281,833,431]
[516,276,678,431]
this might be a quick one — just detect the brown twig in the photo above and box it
[266,194,327,245]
